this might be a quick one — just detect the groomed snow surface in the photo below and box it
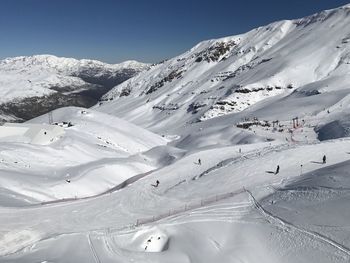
[0,104,349,262]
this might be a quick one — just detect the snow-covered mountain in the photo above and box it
[0,55,148,122]
[2,4,350,263]
[96,4,350,133]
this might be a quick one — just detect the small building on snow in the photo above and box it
[0,123,65,145]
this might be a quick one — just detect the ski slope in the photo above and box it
[0,107,167,204]
[1,129,350,262]
[1,3,350,263]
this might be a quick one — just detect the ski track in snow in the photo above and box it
[88,233,101,263]
[246,189,350,258]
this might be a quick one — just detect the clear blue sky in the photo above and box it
[0,0,349,63]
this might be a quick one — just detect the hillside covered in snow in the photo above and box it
[1,3,350,263]
[96,4,350,135]
[0,55,148,123]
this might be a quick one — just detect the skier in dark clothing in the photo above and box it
[323,155,326,164]
[275,165,280,175]
[151,180,160,187]
[198,158,201,165]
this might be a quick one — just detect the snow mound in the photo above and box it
[141,228,169,252]
[0,123,64,145]
[112,227,169,253]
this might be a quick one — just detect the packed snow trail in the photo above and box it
[39,169,157,206]
[88,233,101,263]
[2,126,350,260]
[246,189,350,258]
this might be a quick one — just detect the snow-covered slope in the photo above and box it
[1,121,350,262]
[2,4,350,263]
[96,4,350,133]
[0,107,167,203]
[0,55,148,122]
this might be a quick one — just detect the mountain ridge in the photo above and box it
[0,54,149,122]
[95,3,350,133]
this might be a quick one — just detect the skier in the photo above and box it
[198,158,201,165]
[151,180,160,187]
[65,179,71,183]
[275,165,280,175]
[322,155,326,164]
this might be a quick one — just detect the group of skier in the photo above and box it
[152,155,328,188]
[274,154,326,175]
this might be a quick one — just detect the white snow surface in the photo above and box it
[1,4,350,263]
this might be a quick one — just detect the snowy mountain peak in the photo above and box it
[0,55,149,122]
[95,4,350,132]
[0,54,148,73]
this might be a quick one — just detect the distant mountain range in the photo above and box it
[0,55,148,122]
[95,4,350,134]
